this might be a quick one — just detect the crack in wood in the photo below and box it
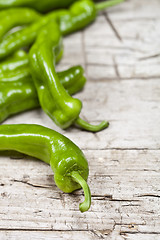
[84,76,160,82]
[81,147,160,151]
[120,231,160,235]
[136,194,160,198]
[113,17,160,22]
[112,56,120,79]
[104,13,122,42]
[121,204,141,207]
[0,229,96,232]
[125,169,159,172]
[86,45,146,54]
[92,194,112,200]
[90,229,105,239]
[11,179,52,189]
[92,194,141,203]
[138,53,160,61]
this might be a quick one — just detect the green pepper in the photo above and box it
[0,34,63,79]
[0,50,28,73]
[0,124,91,212]
[0,66,86,123]
[0,67,31,81]
[30,21,82,129]
[29,20,108,132]
[0,0,124,59]
[0,8,41,39]
[0,0,76,12]
[0,57,29,74]
[1,49,28,62]
[11,49,28,58]
[0,48,62,80]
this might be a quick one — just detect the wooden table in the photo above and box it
[0,0,160,239]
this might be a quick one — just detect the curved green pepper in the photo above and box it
[0,37,63,79]
[29,20,108,131]
[2,49,28,62]
[0,0,124,59]
[30,21,82,129]
[0,8,41,39]
[0,66,86,123]
[0,57,29,73]
[0,67,31,81]
[0,124,91,212]
[0,0,76,12]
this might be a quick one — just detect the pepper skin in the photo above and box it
[0,0,124,59]
[0,66,86,123]
[29,20,108,131]
[0,56,29,73]
[0,50,28,72]
[0,124,91,212]
[0,36,63,80]
[0,45,63,75]
[0,8,41,39]
[0,42,62,74]
[0,67,31,81]
[0,0,76,12]
[29,21,82,129]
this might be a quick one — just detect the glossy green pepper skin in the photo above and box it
[0,48,63,81]
[0,124,91,212]
[29,21,82,129]
[0,8,41,39]
[0,67,31,81]
[29,20,109,131]
[0,54,29,72]
[0,9,66,59]
[0,37,63,80]
[0,66,86,123]
[0,0,124,59]
[0,0,76,12]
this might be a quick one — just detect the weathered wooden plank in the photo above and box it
[0,0,160,238]
[0,150,160,235]
[4,79,160,150]
[0,230,106,240]
[107,0,160,20]
[84,16,160,79]
[1,230,160,240]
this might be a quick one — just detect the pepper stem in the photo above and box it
[70,171,91,213]
[75,117,109,132]
[95,0,125,12]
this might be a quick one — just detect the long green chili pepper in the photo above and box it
[0,8,41,39]
[11,50,27,58]
[29,21,81,130]
[0,51,63,81]
[0,0,124,60]
[0,0,76,12]
[0,50,27,72]
[29,20,108,131]
[0,67,31,81]
[0,66,86,123]
[0,124,91,212]
[0,56,29,73]
[0,29,63,78]
[2,49,28,62]
[0,49,63,80]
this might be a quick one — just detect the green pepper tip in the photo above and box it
[70,171,91,212]
[75,117,109,132]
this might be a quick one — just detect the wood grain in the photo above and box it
[0,0,160,239]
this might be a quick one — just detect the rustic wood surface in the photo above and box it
[0,0,160,239]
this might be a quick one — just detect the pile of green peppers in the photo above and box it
[0,0,124,212]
